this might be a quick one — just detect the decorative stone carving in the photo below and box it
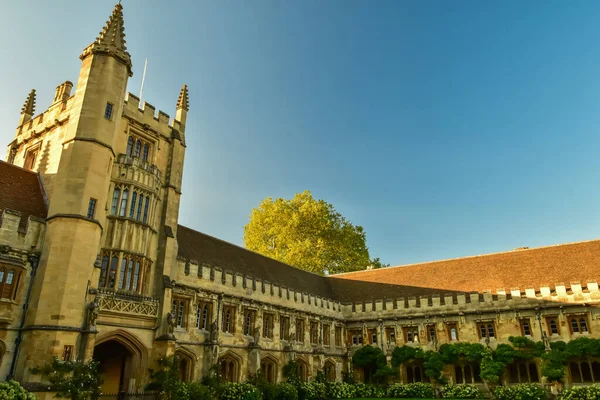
[87,299,99,328]
[96,291,158,318]
[253,325,261,345]
[167,312,175,335]
[210,321,218,343]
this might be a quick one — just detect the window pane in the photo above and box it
[480,325,487,338]
[104,103,113,119]
[487,324,495,338]
[109,256,118,288]
[177,302,184,327]
[119,189,129,216]
[6,271,14,284]
[111,188,121,215]
[136,195,143,220]
[98,255,109,287]
[126,136,134,156]
[451,328,458,341]
[142,144,150,161]
[202,305,209,330]
[87,198,97,219]
[125,259,134,290]
[134,140,141,157]
[118,258,127,290]
[580,318,588,333]
[132,261,140,292]
[129,192,137,218]
[572,319,580,333]
[143,196,150,223]
[549,319,558,334]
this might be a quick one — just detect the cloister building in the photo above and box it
[0,3,599,397]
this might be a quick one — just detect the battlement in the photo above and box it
[340,281,600,320]
[15,103,70,143]
[175,257,343,319]
[123,93,182,136]
[0,209,45,252]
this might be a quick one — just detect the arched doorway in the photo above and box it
[296,358,309,382]
[219,352,242,382]
[324,360,336,382]
[260,355,278,383]
[93,330,148,394]
[175,348,196,382]
[94,340,133,394]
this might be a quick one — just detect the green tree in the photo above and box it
[352,346,393,383]
[30,358,101,400]
[244,190,380,274]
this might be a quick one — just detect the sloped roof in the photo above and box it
[176,225,600,303]
[328,240,600,302]
[177,225,334,299]
[0,160,47,223]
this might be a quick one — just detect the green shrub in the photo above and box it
[185,382,213,400]
[441,384,485,399]
[326,382,356,399]
[276,382,298,400]
[559,384,600,400]
[297,382,327,400]
[387,382,435,398]
[492,384,547,400]
[352,383,386,398]
[0,380,36,400]
[219,382,261,400]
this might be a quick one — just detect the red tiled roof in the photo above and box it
[328,240,600,302]
[177,225,334,299]
[0,160,47,223]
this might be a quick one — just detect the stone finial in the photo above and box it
[176,85,190,111]
[80,3,132,76]
[21,89,36,116]
[96,3,128,51]
[176,84,189,111]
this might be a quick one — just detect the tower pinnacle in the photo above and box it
[21,89,36,116]
[176,84,190,111]
[19,89,36,126]
[80,3,133,76]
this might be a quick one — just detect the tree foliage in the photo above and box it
[30,357,101,400]
[352,346,393,383]
[244,190,378,274]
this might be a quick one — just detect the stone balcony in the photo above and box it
[93,287,159,321]
[113,154,162,192]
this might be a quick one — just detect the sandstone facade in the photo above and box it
[0,3,599,397]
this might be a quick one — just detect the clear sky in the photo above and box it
[2,0,600,267]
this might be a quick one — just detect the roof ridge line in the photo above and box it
[330,238,600,277]
[177,224,328,279]
[0,159,41,176]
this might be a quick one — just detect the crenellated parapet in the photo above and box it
[123,93,183,140]
[341,282,600,321]
[174,257,343,319]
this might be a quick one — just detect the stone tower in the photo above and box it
[15,3,133,381]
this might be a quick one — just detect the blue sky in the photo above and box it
[2,0,600,266]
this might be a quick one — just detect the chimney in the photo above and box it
[53,81,73,103]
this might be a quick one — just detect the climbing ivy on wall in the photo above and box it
[384,336,600,385]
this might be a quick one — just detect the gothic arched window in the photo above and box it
[134,140,141,158]
[126,136,134,157]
